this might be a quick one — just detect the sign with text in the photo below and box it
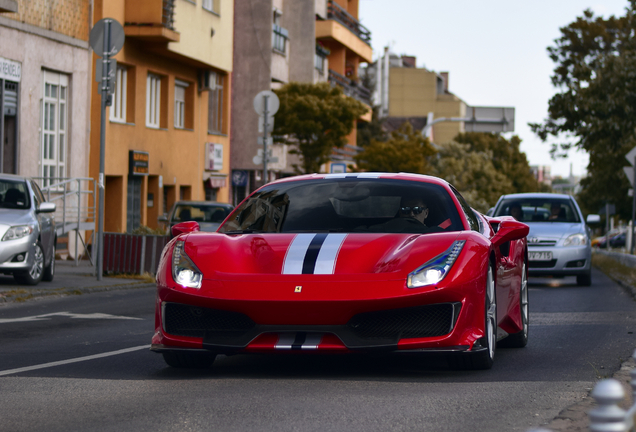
[206,143,223,171]
[129,150,149,176]
[0,57,21,82]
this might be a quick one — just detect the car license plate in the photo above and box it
[529,251,552,261]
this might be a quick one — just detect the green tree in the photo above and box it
[453,132,547,193]
[273,82,368,174]
[353,122,437,173]
[529,3,636,218]
[429,141,513,213]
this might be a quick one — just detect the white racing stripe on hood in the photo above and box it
[282,233,348,275]
[314,233,347,274]
[282,234,316,274]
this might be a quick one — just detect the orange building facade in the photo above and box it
[90,0,233,233]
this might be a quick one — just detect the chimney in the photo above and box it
[440,72,449,92]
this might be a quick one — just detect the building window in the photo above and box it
[202,0,219,13]
[110,66,127,123]
[272,24,288,54]
[208,72,225,133]
[146,73,161,128]
[315,44,330,73]
[174,80,188,129]
[41,71,68,187]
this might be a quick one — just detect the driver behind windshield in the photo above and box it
[398,196,429,225]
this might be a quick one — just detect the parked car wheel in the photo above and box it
[162,351,216,369]
[14,241,44,286]
[42,250,55,282]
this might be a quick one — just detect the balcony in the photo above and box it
[0,0,17,13]
[328,69,371,106]
[327,0,371,45]
[124,0,180,43]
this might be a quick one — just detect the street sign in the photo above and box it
[258,115,274,133]
[232,170,248,187]
[626,146,636,165]
[253,90,280,116]
[624,166,634,186]
[257,136,273,146]
[89,18,125,57]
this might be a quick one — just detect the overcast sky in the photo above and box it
[358,0,630,178]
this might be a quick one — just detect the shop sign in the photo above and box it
[129,150,149,176]
[0,57,21,82]
[206,143,223,171]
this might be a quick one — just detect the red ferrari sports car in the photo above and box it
[151,173,529,370]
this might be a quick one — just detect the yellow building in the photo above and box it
[316,0,372,166]
[388,62,465,145]
[90,0,233,233]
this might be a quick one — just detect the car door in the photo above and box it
[30,180,54,259]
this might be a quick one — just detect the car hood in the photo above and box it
[182,231,463,279]
[525,222,584,240]
[0,209,34,226]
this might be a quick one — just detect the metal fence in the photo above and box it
[102,233,169,275]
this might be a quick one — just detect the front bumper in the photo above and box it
[0,233,38,273]
[527,245,591,277]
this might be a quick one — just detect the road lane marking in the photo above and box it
[0,344,151,376]
[0,312,143,324]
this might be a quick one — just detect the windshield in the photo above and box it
[0,180,30,210]
[219,179,464,234]
[494,198,580,223]
[172,204,232,223]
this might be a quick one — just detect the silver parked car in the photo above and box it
[0,175,56,285]
[491,193,599,286]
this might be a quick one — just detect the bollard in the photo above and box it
[589,379,627,432]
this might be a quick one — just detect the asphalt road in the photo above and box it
[1,268,635,432]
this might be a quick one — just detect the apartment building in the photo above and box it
[370,49,514,145]
[230,0,372,204]
[89,0,233,233]
[0,0,91,179]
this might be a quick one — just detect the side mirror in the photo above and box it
[491,219,529,247]
[36,202,56,213]
[158,214,168,223]
[586,214,601,224]
[171,221,199,237]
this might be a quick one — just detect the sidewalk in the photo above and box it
[0,259,155,303]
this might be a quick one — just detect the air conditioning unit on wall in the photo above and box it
[199,70,217,92]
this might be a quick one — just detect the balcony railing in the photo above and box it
[328,69,372,106]
[162,0,175,30]
[327,0,371,45]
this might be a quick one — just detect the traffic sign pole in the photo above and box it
[263,95,269,184]
[96,19,111,281]
[632,162,635,254]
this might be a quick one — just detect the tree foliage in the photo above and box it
[529,2,636,218]
[428,141,513,213]
[453,132,547,194]
[353,122,437,173]
[273,82,368,174]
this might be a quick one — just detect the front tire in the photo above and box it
[14,242,44,286]
[162,351,216,369]
[42,246,55,282]
[449,265,497,370]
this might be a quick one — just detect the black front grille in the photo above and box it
[347,303,460,340]
[163,303,255,338]
[528,259,558,268]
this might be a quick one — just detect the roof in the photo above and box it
[499,192,574,200]
[266,172,451,188]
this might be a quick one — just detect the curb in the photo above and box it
[0,281,156,304]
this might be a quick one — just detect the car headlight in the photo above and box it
[2,225,34,241]
[563,233,587,247]
[407,240,465,288]
[172,240,203,288]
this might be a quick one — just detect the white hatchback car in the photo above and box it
[491,193,599,286]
